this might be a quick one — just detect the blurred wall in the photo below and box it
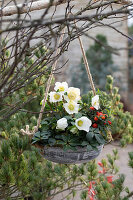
[2,0,129,102]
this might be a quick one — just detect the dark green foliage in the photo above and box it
[105,75,133,146]
[2,139,131,200]
[128,152,133,168]
[0,44,49,128]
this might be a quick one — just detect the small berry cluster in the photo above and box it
[89,106,111,128]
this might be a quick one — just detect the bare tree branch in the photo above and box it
[0,0,75,16]
[0,0,132,122]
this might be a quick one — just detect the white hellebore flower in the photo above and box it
[56,118,68,130]
[63,101,79,114]
[54,82,68,94]
[92,95,100,110]
[75,116,92,132]
[64,87,80,102]
[49,91,62,103]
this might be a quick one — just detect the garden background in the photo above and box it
[0,0,133,199]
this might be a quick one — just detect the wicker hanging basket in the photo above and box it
[42,145,103,164]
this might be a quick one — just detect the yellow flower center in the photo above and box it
[54,93,60,100]
[77,120,83,126]
[68,91,77,101]
[59,86,65,92]
[68,103,75,111]
[94,101,97,106]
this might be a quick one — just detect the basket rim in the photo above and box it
[43,145,103,153]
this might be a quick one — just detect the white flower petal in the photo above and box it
[64,87,81,102]
[56,118,68,130]
[54,82,68,94]
[92,95,100,110]
[49,91,62,103]
[75,116,92,132]
[63,101,79,114]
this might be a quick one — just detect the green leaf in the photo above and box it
[69,142,80,147]
[54,113,61,120]
[91,146,98,151]
[62,135,68,142]
[87,145,93,151]
[34,131,41,138]
[41,117,51,122]
[86,132,94,141]
[95,134,105,144]
[33,130,51,141]
[48,138,56,146]
[64,116,73,120]
[71,122,75,126]
[69,146,77,151]
[93,128,100,134]
[75,113,82,119]
[32,140,38,144]
[55,135,62,139]
[41,126,49,131]
[41,130,51,136]
[70,126,78,134]
[63,145,70,151]
[41,120,48,125]
[81,141,89,146]
[58,141,65,145]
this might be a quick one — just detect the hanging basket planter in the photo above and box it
[32,81,112,164]
[42,145,103,164]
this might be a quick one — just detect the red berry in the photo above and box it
[92,123,98,128]
[108,120,112,125]
[90,106,95,110]
[96,112,103,116]
[101,115,105,120]
[94,116,98,121]
[104,121,106,125]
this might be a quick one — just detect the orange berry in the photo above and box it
[94,116,98,121]
[101,116,105,120]
[96,112,103,116]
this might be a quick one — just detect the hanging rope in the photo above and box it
[73,18,96,96]
[77,35,96,96]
